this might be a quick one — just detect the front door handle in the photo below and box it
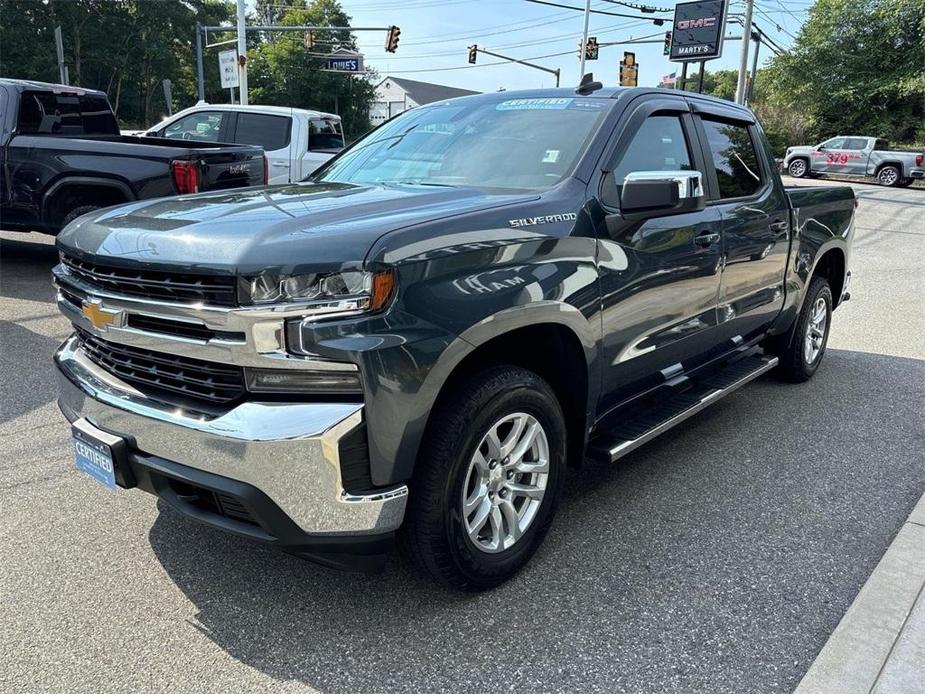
[694,231,721,247]
[769,219,788,232]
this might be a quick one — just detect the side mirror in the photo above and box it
[618,170,704,219]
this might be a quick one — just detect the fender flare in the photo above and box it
[42,176,135,224]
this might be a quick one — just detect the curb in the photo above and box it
[795,491,925,693]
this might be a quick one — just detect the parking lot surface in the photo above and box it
[1,180,923,693]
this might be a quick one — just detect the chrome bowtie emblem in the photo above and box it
[81,299,124,331]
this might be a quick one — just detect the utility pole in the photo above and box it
[54,26,67,85]
[578,0,592,80]
[734,0,754,104]
[195,23,205,102]
[746,30,761,105]
[236,0,248,105]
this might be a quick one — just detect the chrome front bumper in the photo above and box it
[55,334,408,536]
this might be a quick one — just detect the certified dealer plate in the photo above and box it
[72,422,119,489]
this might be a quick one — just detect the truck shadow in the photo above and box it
[0,233,59,304]
[146,348,925,693]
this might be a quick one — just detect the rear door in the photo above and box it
[692,105,788,344]
[231,112,292,183]
[839,137,870,175]
[595,96,724,409]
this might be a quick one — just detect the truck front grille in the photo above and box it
[62,254,237,307]
[76,328,245,405]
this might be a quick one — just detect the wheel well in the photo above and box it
[875,161,902,175]
[813,248,846,306]
[434,323,590,467]
[46,183,129,226]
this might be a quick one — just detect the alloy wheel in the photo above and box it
[803,296,828,365]
[461,412,549,554]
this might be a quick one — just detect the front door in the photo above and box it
[812,136,850,175]
[595,99,724,410]
[695,114,788,343]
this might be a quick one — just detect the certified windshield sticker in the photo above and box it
[542,150,561,163]
[496,98,572,111]
[567,99,608,111]
[509,213,577,228]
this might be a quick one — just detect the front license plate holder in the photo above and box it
[72,418,135,489]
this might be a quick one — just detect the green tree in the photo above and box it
[763,0,925,142]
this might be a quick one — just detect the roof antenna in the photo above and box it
[575,73,603,95]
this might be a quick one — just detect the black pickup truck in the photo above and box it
[53,85,855,590]
[0,79,266,234]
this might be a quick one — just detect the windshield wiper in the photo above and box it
[383,180,456,187]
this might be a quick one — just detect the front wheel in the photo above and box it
[770,276,833,382]
[399,366,566,590]
[788,158,809,178]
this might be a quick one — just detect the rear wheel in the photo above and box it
[399,366,566,591]
[896,178,914,188]
[769,276,833,382]
[788,158,809,178]
[877,165,901,187]
[61,204,100,228]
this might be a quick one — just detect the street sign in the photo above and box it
[218,49,239,89]
[322,49,365,73]
[669,0,727,62]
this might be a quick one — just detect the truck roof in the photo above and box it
[424,85,756,118]
[185,102,340,120]
[0,78,108,98]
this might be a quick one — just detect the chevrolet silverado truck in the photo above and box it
[0,79,266,235]
[53,84,855,590]
[783,135,924,187]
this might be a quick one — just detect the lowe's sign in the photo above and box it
[669,0,728,62]
[323,50,365,73]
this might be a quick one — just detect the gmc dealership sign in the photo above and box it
[669,0,728,62]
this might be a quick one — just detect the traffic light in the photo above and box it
[468,44,478,64]
[587,36,599,60]
[663,31,671,56]
[304,31,314,50]
[619,51,638,87]
[385,25,401,53]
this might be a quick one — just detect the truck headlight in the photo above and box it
[238,269,395,316]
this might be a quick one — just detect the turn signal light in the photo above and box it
[370,269,396,311]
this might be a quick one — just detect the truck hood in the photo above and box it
[57,182,537,275]
[786,145,816,157]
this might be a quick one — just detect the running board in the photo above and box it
[589,354,778,464]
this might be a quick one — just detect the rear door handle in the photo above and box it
[694,231,721,247]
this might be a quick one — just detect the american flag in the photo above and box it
[661,72,677,85]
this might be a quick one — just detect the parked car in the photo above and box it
[783,135,924,187]
[142,103,344,184]
[0,79,267,235]
[53,86,855,590]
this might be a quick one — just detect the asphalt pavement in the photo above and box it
[1,179,923,693]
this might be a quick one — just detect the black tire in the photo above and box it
[896,178,914,188]
[399,365,567,591]
[61,204,100,227]
[788,158,809,178]
[877,165,901,187]
[770,276,833,382]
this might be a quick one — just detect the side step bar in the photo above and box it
[589,354,779,464]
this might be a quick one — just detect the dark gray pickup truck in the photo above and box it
[0,79,266,234]
[53,85,855,590]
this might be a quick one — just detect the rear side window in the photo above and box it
[308,118,344,151]
[701,118,763,199]
[235,113,291,151]
[17,91,118,136]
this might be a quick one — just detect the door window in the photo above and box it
[604,115,694,207]
[234,113,291,151]
[819,137,846,150]
[843,138,869,150]
[163,112,224,141]
[308,118,344,151]
[700,118,763,199]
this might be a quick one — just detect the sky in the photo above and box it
[336,0,811,92]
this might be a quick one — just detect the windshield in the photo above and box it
[17,91,119,136]
[316,96,611,191]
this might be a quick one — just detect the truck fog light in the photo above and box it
[245,368,363,394]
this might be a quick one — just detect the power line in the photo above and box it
[523,0,669,23]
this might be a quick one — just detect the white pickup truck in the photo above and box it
[783,135,924,187]
[143,104,345,184]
